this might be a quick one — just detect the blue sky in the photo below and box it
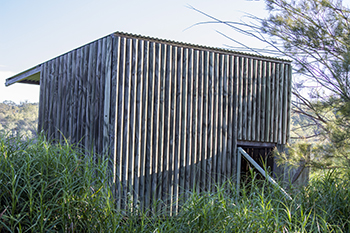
[0,0,268,103]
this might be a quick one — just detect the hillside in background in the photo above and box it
[0,101,38,138]
[0,100,312,143]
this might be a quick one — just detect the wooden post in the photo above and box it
[115,37,125,210]
[251,59,257,141]
[206,52,213,192]
[217,54,223,185]
[134,38,143,207]
[70,50,77,145]
[38,63,46,133]
[196,50,203,193]
[139,40,148,210]
[128,38,137,206]
[152,42,160,210]
[211,53,218,190]
[269,63,275,142]
[201,51,208,191]
[242,57,247,141]
[260,61,266,142]
[226,55,233,180]
[157,43,166,211]
[179,47,187,209]
[191,50,198,192]
[256,60,261,142]
[273,63,280,143]
[247,58,252,141]
[265,62,271,142]
[110,35,119,204]
[103,37,112,155]
[278,63,284,144]
[167,45,176,213]
[162,44,171,211]
[237,57,243,140]
[236,148,241,196]
[232,56,238,181]
[173,46,182,213]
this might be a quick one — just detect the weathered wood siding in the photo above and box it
[38,33,291,212]
[39,36,115,157]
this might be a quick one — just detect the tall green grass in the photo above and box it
[0,135,120,232]
[1,134,349,232]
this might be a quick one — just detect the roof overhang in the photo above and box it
[5,65,41,86]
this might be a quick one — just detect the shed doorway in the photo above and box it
[237,143,275,183]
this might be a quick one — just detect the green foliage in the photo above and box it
[263,0,350,97]
[262,0,350,171]
[290,107,326,144]
[0,101,38,139]
[300,170,350,230]
[284,96,350,171]
[1,134,350,232]
[0,134,120,232]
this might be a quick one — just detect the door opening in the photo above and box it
[238,145,274,182]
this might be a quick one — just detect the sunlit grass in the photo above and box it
[0,134,121,232]
[1,134,349,232]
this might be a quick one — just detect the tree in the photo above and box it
[0,101,38,138]
[190,0,350,170]
[262,0,350,170]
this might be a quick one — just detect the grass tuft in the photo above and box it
[1,134,349,232]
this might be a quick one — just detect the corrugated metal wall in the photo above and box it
[38,33,291,212]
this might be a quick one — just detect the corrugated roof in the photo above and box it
[112,31,291,63]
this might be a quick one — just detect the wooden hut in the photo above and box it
[5,31,292,211]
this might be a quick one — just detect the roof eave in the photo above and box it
[5,65,41,86]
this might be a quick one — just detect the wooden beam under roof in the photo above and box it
[237,140,276,148]
[5,65,41,86]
